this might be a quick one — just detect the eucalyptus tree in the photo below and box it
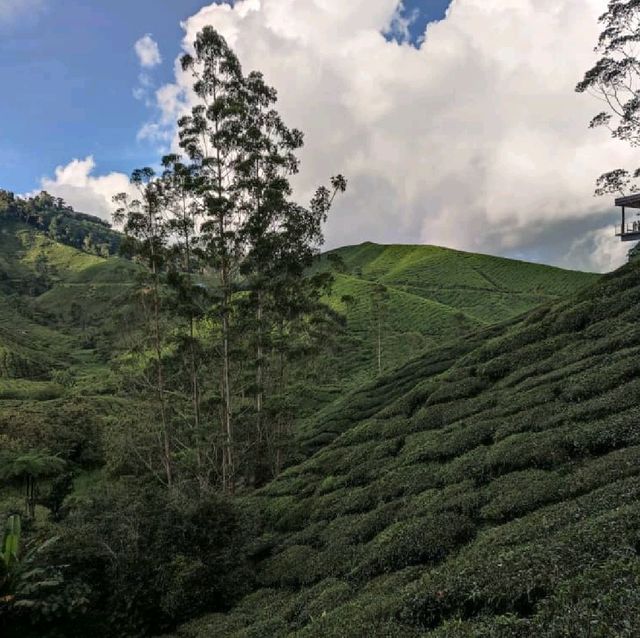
[236,67,346,480]
[177,26,346,490]
[577,0,640,194]
[159,154,210,488]
[241,185,346,480]
[113,169,174,487]
[177,27,249,493]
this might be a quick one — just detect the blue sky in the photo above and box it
[0,0,625,272]
[0,0,450,194]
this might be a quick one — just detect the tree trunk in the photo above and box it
[377,316,382,375]
[152,270,172,488]
[219,222,234,494]
[211,74,234,495]
[184,222,206,492]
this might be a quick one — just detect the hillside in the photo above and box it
[0,212,604,637]
[0,214,140,481]
[304,242,597,408]
[0,215,137,388]
[0,215,595,414]
[174,257,640,637]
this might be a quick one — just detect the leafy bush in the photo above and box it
[355,513,475,578]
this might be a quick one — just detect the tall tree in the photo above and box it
[236,68,346,481]
[113,169,173,487]
[177,27,346,491]
[160,155,210,490]
[577,0,640,195]
[178,27,247,493]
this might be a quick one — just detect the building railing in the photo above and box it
[616,223,640,236]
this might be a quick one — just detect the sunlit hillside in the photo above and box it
[177,252,640,637]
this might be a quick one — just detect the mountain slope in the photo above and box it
[175,258,640,637]
[322,242,596,309]
[0,217,600,464]
[306,242,598,408]
[0,215,140,477]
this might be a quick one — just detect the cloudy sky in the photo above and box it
[0,0,636,272]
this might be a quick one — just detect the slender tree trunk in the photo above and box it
[275,333,286,476]
[24,474,37,519]
[217,215,233,493]
[190,314,205,489]
[256,294,263,429]
[152,266,172,488]
[211,76,234,494]
[254,292,267,485]
[222,289,233,492]
[183,214,205,491]
[377,316,382,374]
[25,476,31,518]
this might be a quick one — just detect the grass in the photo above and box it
[172,256,640,637]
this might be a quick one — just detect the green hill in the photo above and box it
[0,216,136,386]
[174,257,640,637]
[0,211,605,637]
[0,214,138,471]
[305,243,598,408]
[0,214,595,414]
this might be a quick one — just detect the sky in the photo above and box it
[0,0,635,272]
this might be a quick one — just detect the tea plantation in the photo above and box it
[174,258,640,637]
[308,242,597,396]
[0,213,604,637]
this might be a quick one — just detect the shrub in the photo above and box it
[355,512,475,578]
[480,470,562,523]
[257,545,320,588]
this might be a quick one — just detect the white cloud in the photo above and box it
[564,227,629,273]
[133,0,633,273]
[40,1,634,272]
[36,157,133,222]
[134,34,162,68]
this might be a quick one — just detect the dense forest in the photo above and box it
[0,190,121,258]
[4,5,640,636]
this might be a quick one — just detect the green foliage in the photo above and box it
[0,513,89,637]
[0,38,610,636]
[51,481,255,636]
[177,257,640,637]
[0,189,121,257]
[1,514,21,570]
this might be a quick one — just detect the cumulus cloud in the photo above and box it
[134,34,162,68]
[564,227,631,274]
[36,157,133,222]
[40,0,634,272]
[132,0,631,272]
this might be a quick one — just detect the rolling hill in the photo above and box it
[0,216,137,393]
[0,205,611,637]
[0,213,595,412]
[0,215,139,478]
[173,256,640,637]
[303,243,598,410]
